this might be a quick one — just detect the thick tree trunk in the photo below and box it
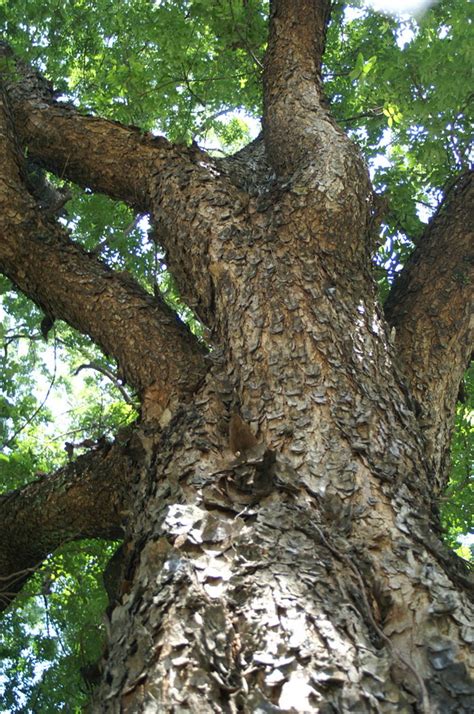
[86,165,473,710]
[0,3,473,712]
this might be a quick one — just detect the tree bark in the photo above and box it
[385,171,474,492]
[0,4,473,713]
[0,78,208,420]
[0,432,138,610]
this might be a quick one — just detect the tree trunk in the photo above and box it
[0,3,473,712]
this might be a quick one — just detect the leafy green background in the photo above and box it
[0,0,472,710]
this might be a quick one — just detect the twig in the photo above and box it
[73,362,134,405]
[91,213,144,255]
[1,336,58,451]
[227,0,264,70]
[342,107,385,124]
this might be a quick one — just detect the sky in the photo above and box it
[364,0,438,16]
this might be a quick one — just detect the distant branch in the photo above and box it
[1,340,57,451]
[341,107,385,124]
[227,0,264,70]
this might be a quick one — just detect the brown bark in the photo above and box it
[0,82,207,418]
[0,43,152,212]
[385,171,474,491]
[0,432,139,611]
[90,379,474,713]
[0,5,473,714]
[2,45,252,327]
[263,0,332,175]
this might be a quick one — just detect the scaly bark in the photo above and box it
[0,83,207,418]
[0,4,473,713]
[2,44,252,327]
[263,0,332,175]
[0,42,152,212]
[385,171,474,490]
[91,375,474,713]
[0,431,141,611]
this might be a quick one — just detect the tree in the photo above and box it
[0,0,473,711]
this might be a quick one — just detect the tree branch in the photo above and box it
[74,362,135,405]
[0,434,138,612]
[263,0,333,175]
[1,46,251,327]
[0,82,208,421]
[0,43,152,212]
[261,0,372,259]
[385,171,474,489]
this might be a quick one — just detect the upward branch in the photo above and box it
[262,0,372,259]
[385,171,474,489]
[263,0,333,175]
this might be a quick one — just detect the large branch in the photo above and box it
[385,171,474,488]
[1,46,250,327]
[262,0,372,265]
[0,435,138,612]
[263,0,333,175]
[0,82,209,420]
[0,43,152,212]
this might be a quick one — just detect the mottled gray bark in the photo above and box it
[0,3,473,713]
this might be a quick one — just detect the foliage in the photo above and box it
[325,0,472,293]
[0,0,472,710]
[0,541,116,712]
[441,365,474,554]
[0,0,266,140]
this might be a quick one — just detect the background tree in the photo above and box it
[0,0,472,711]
